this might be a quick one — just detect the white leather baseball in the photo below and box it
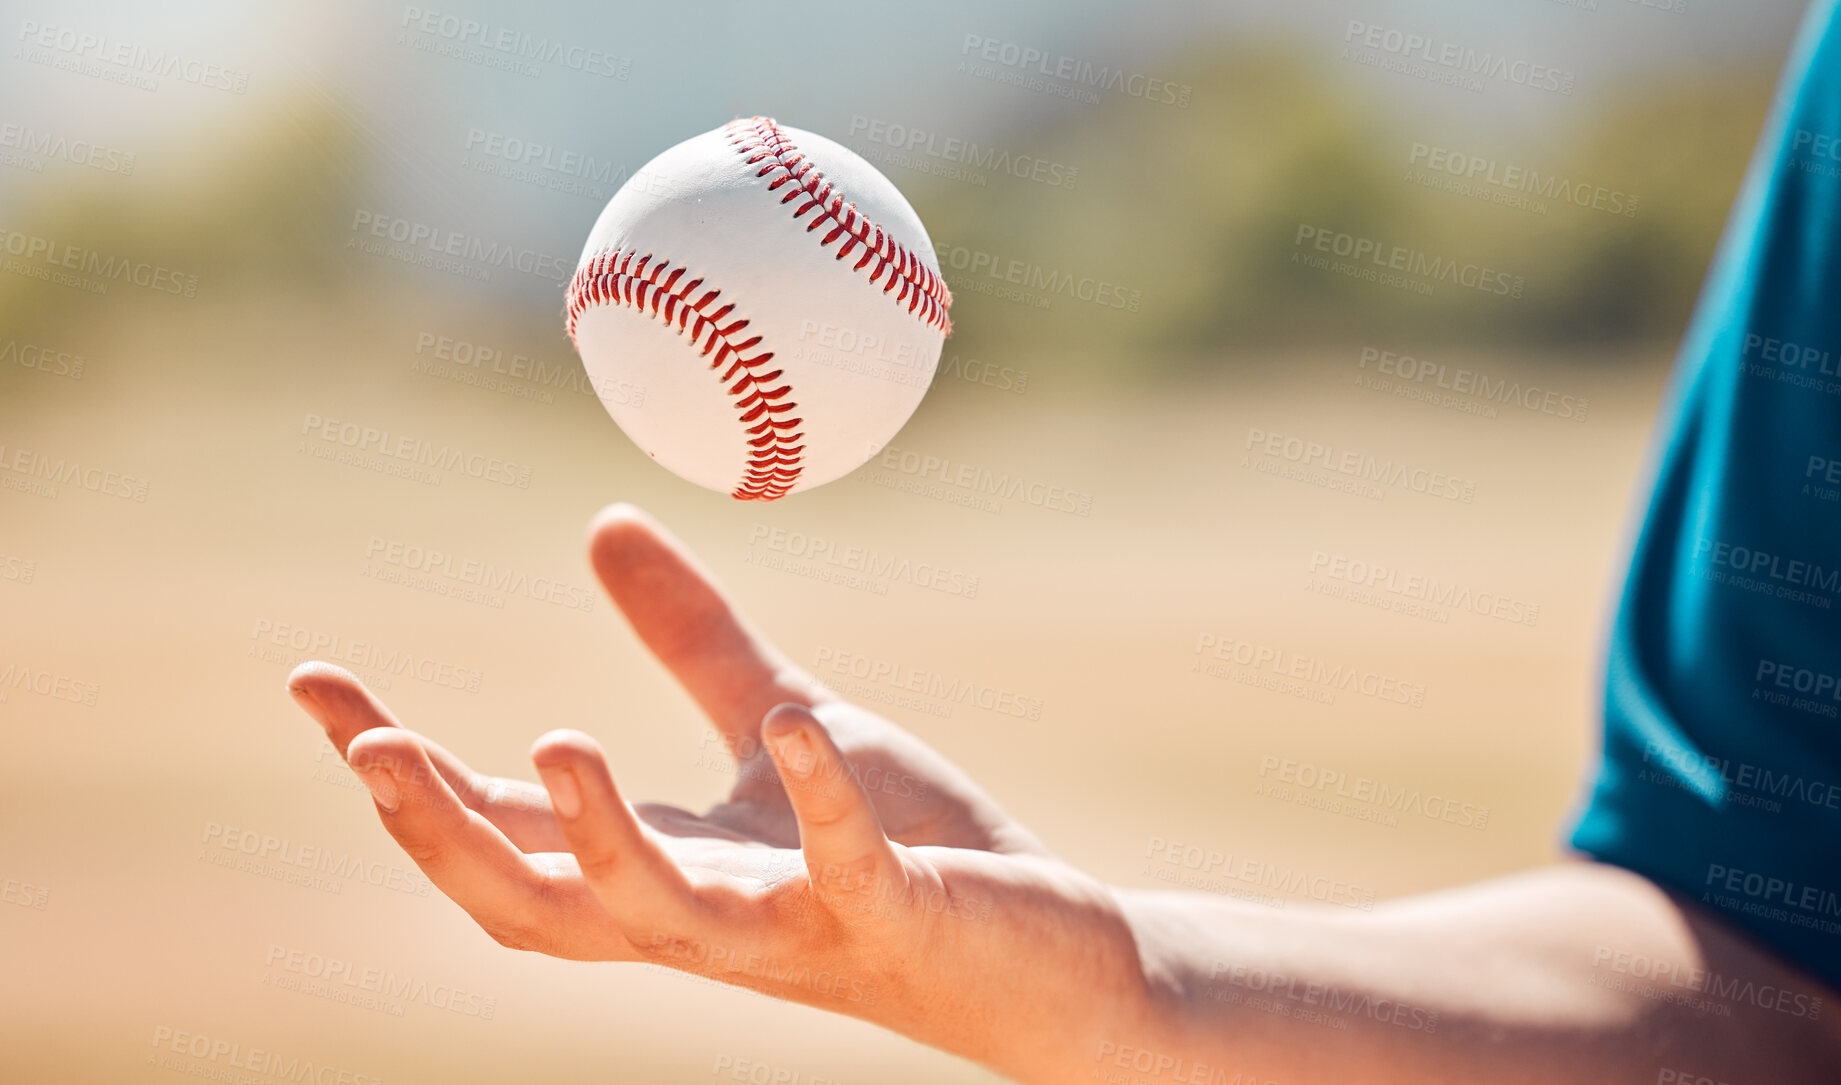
[566,117,952,501]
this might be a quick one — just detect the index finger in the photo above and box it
[588,503,834,741]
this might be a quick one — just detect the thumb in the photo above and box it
[762,704,907,911]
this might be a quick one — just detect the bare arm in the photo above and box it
[1112,863,1841,1085]
[285,504,1841,1085]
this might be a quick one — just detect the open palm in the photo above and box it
[285,505,1143,1069]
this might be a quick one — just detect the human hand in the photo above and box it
[285,504,1157,1083]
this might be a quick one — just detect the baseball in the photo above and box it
[565,117,953,501]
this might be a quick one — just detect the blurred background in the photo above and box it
[0,0,1816,1081]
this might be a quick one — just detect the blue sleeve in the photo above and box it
[1569,0,1841,991]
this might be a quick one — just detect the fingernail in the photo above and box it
[354,765,400,812]
[539,766,583,819]
[772,726,816,778]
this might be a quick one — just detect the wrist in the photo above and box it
[1099,887,1247,1082]
[884,866,1183,1085]
[1035,884,1208,1085]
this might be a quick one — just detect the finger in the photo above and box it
[287,662,566,852]
[286,661,402,755]
[762,704,907,907]
[345,728,586,955]
[531,729,700,930]
[430,753,567,853]
[586,503,833,742]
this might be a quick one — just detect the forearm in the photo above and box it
[1103,863,1841,1085]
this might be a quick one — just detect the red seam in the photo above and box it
[566,248,804,501]
[725,116,953,335]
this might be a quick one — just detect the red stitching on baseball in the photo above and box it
[566,248,803,501]
[725,116,953,335]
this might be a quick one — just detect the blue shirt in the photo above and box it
[1571,0,1841,992]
